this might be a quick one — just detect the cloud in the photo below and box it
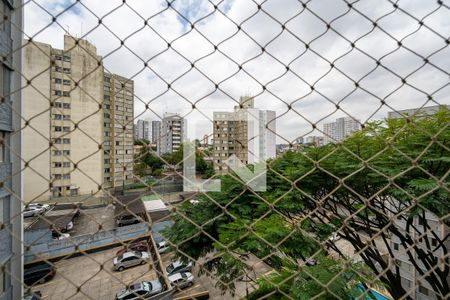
[24,0,450,143]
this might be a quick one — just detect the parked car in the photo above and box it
[61,221,74,233]
[305,257,317,266]
[23,206,46,218]
[28,203,50,211]
[166,260,193,276]
[115,280,162,300]
[168,272,194,289]
[52,232,70,240]
[113,251,149,271]
[328,232,340,243]
[116,241,149,256]
[157,241,169,254]
[116,215,140,227]
[24,263,56,285]
[24,291,42,300]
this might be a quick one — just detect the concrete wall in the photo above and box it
[24,222,149,263]
[63,35,104,197]
[22,41,52,201]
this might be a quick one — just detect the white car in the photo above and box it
[168,272,194,289]
[23,206,46,218]
[157,241,169,254]
[29,203,50,211]
[52,233,70,240]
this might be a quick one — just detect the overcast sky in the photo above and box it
[24,0,450,143]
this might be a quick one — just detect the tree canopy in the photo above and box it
[163,109,450,299]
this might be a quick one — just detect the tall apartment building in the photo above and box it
[151,120,161,145]
[157,113,185,155]
[22,35,133,202]
[387,104,450,119]
[0,1,22,299]
[135,119,149,140]
[323,117,361,144]
[103,73,134,190]
[212,96,276,174]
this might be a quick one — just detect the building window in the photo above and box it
[62,150,70,155]
[104,168,110,173]
[63,103,70,109]
[63,68,71,74]
[63,79,71,85]
[53,150,62,156]
[54,55,62,60]
[54,174,62,180]
[55,78,62,84]
[55,66,62,72]
[63,138,70,144]
[62,91,70,97]
[63,174,70,179]
[431,238,438,247]
[54,162,62,167]
[54,138,61,144]
[63,55,71,62]
[63,162,70,167]
[63,115,70,120]
[63,127,70,132]
[116,141,120,146]
[54,90,62,96]
[54,126,62,132]
[54,114,62,120]
[418,285,429,295]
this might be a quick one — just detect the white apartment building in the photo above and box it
[157,113,185,155]
[323,117,361,144]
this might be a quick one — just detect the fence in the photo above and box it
[0,0,449,300]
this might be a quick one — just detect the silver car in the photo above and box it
[168,272,194,289]
[115,280,162,300]
[23,206,46,218]
[113,251,149,271]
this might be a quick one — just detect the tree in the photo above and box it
[163,109,450,299]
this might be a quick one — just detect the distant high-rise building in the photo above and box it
[305,136,324,147]
[22,35,133,201]
[136,119,149,140]
[323,117,361,144]
[151,120,161,145]
[387,104,449,119]
[0,1,22,298]
[212,96,276,174]
[157,113,185,155]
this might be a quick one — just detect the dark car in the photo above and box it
[24,291,42,300]
[116,215,140,227]
[116,241,149,256]
[24,263,56,286]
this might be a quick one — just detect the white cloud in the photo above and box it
[23,0,450,143]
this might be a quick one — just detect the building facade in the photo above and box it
[135,119,149,141]
[212,96,276,174]
[103,73,134,190]
[387,104,450,119]
[151,120,161,145]
[22,35,133,202]
[305,135,324,147]
[0,1,22,299]
[389,210,450,300]
[157,113,185,155]
[323,117,361,144]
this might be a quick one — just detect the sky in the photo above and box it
[23,0,450,143]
